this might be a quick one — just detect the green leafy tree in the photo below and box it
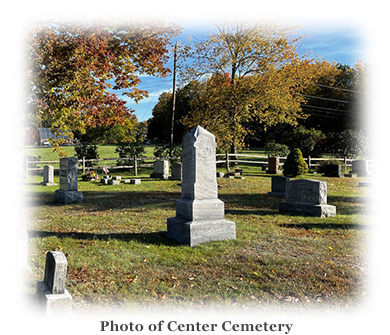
[321,129,368,158]
[282,126,326,156]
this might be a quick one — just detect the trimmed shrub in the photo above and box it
[283,148,308,177]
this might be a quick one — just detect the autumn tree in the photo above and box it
[182,22,323,153]
[28,22,180,152]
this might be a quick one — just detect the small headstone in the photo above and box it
[41,165,57,186]
[279,179,336,217]
[169,162,182,181]
[54,157,83,204]
[108,179,120,185]
[352,160,370,177]
[130,179,141,185]
[268,175,290,198]
[358,181,374,187]
[167,126,236,246]
[100,178,109,185]
[322,164,342,177]
[216,172,225,178]
[150,160,169,179]
[36,251,72,316]
[224,172,240,178]
[112,176,121,180]
[267,157,282,174]
[235,168,243,175]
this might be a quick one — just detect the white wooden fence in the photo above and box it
[25,154,377,177]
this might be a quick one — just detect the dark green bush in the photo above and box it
[115,143,145,167]
[153,144,182,162]
[75,143,99,167]
[283,148,308,177]
[265,141,290,157]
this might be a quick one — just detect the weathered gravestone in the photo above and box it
[268,175,290,198]
[54,157,83,204]
[41,165,57,186]
[167,126,236,246]
[36,251,72,316]
[266,157,282,174]
[322,163,343,178]
[150,160,169,179]
[352,160,370,177]
[169,162,182,181]
[279,179,336,217]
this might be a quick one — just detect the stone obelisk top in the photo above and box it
[181,125,218,201]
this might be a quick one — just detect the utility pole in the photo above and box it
[170,43,177,158]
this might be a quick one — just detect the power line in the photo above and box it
[314,83,358,93]
[301,94,352,104]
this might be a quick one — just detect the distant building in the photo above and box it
[37,128,78,146]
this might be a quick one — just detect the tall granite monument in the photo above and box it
[167,126,236,246]
[54,157,83,204]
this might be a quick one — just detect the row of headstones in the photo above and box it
[263,156,372,177]
[35,126,235,315]
[269,176,336,217]
[35,126,356,315]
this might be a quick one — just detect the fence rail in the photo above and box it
[25,154,377,177]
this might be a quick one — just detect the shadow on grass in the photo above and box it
[279,222,368,230]
[220,193,280,211]
[226,208,278,216]
[24,190,181,211]
[28,230,180,246]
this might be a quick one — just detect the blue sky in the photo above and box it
[122,23,367,122]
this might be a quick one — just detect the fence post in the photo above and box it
[226,151,230,173]
[82,156,86,175]
[134,156,138,176]
[344,156,347,174]
[26,157,29,178]
[308,155,311,172]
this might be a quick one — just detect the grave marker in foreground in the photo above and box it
[36,251,72,316]
[167,126,236,246]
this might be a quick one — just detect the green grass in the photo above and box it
[24,163,371,310]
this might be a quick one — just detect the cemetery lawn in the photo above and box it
[24,167,371,310]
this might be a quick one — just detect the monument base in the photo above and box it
[167,217,236,247]
[54,189,83,204]
[41,182,57,186]
[279,202,336,217]
[267,191,286,198]
[36,281,72,316]
[266,170,282,175]
[175,198,225,221]
[150,173,169,179]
